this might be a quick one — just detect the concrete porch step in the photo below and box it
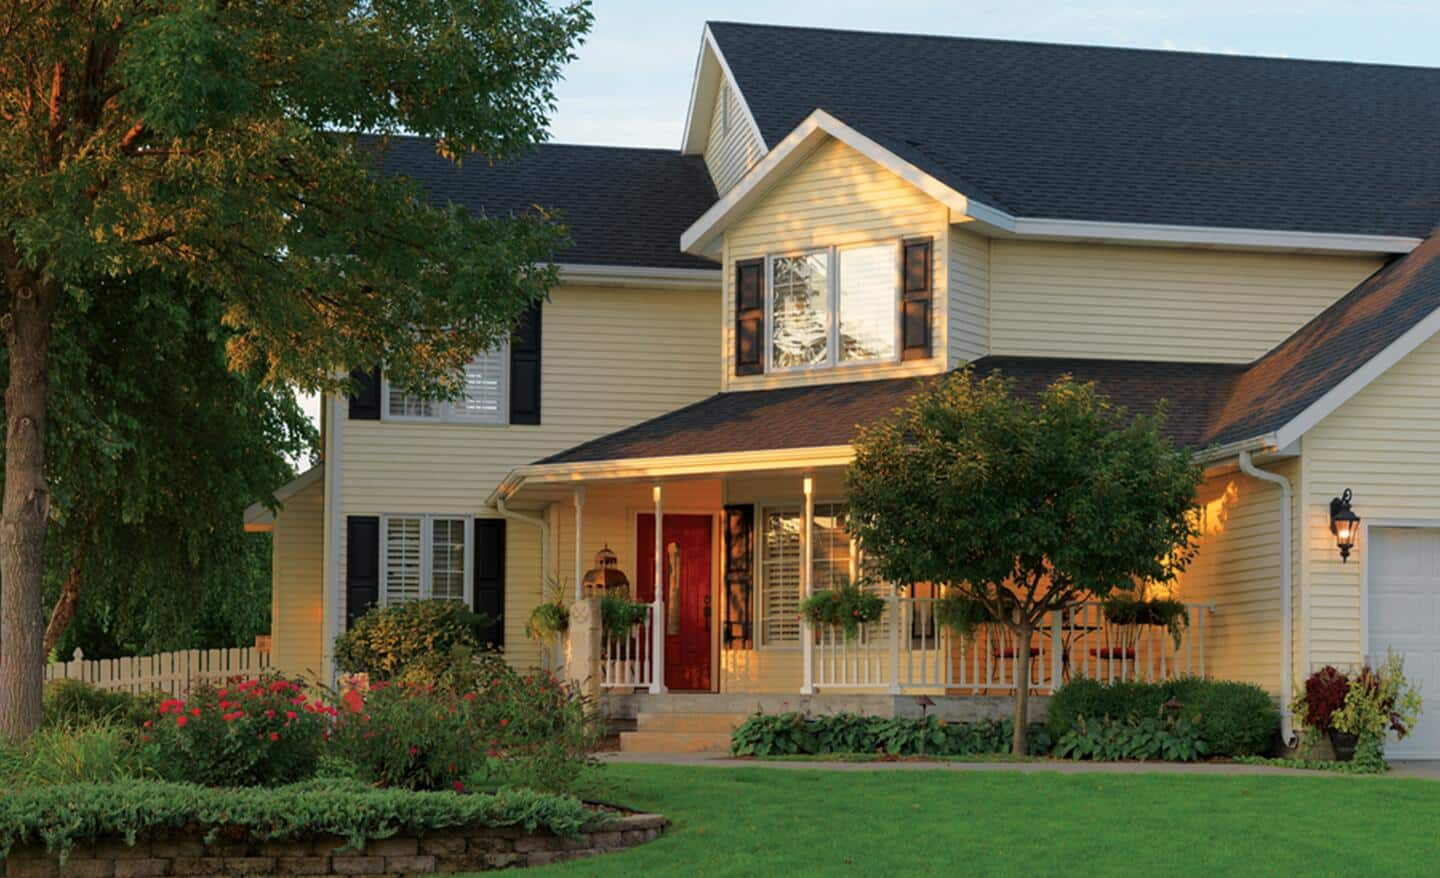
[619,730,734,754]
[635,712,750,733]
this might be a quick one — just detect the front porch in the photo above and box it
[500,463,1219,709]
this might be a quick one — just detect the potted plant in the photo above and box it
[1101,586,1190,648]
[600,593,651,637]
[524,577,570,646]
[933,593,1003,642]
[1292,665,1353,760]
[1331,651,1423,771]
[800,581,885,640]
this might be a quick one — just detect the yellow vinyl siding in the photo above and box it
[722,137,952,390]
[337,283,720,670]
[703,80,765,194]
[1177,461,1297,693]
[989,241,1382,363]
[1301,332,1440,672]
[948,225,990,366]
[269,475,325,679]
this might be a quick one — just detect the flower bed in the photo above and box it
[0,780,666,875]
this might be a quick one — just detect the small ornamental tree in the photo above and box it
[845,371,1204,753]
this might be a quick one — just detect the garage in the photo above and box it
[1367,526,1440,759]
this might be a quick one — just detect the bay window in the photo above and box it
[381,514,471,605]
[767,243,899,371]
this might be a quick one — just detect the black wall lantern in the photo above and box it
[1329,489,1360,563]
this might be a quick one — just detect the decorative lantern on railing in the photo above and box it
[1329,489,1360,563]
[582,544,631,595]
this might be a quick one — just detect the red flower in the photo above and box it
[175,715,188,728]
[266,709,276,719]
[408,746,419,757]
[341,689,364,714]
[462,693,475,701]
[500,718,509,727]
[452,781,465,793]
[285,711,297,720]
[189,707,201,717]
[269,732,280,742]
[223,711,245,722]
[142,720,152,729]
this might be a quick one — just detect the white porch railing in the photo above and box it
[599,615,655,689]
[810,596,1213,693]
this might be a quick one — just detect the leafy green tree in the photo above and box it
[846,371,1204,753]
[32,272,314,659]
[0,0,590,738]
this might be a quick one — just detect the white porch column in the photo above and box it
[801,476,815,695]
[649,481,667,694]
[572,486,586,602]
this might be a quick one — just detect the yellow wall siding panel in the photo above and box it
[989,241,1381,363]
[703,80,765,194]
[948,225,990,366]
[1176,461,1296,693]
[269,477,326,679]
[722,138,952,390]
[1302,332,1440,672]
[336,283,720,670]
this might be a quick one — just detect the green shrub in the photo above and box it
[392,646,519,694]
[43,680,160,728]
[1046,676,1278,757]
[0,779,593,861]
[144,678,331,787]
[599,594,650,636]
[730,713,1049,758]
[333,600,497,681]
[0,723,148,788]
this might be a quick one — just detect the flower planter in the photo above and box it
[1328,729,1359,762]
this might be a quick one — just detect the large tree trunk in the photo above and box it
[0,258,60,742]
[1011,619,1034,755]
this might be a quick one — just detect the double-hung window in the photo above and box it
[768,244,898,372]
[383,347,509,424]
[758,502,856,647]
[381,514,471,606]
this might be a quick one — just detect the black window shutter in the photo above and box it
[473,518,506,649]
[734,259,765,376]
[723,504,755,649]
[900,238,934,361]
[345,516,380,628]
[509,303,542,425]
[348,367,382,420]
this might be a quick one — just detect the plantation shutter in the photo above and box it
[473,518,506,648]
[734,258,765,376]
[345,516,380,628]
[348,367,382,420]
[454,349,507,423]
[723,505,755,649]
[509,303,542,425]
[900,238,933,360]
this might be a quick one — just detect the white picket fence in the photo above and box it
[44,647,271,696]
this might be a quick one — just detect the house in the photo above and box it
[251,22,1440,757]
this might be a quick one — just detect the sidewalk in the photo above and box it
[601,750,1440,778]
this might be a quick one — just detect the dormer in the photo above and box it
[680,25,767,195]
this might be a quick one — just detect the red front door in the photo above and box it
[637,514,713,691]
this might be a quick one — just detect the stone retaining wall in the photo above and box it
[2,813,667,877]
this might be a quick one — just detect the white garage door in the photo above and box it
[1368,526,1440,759]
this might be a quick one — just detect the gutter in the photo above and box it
[1238,449,1296,745]
[495,494,552,592]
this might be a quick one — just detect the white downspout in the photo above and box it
[1238,450,1296,745]
[495,495,555,664]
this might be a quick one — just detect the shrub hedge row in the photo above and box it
[730,713,1050,757]
[0,779,593,861]
[1046,676,1278,757]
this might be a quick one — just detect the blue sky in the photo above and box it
[550,0,1440,147]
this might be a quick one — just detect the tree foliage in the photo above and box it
[845,370,1204,752]
[0,0,592,737]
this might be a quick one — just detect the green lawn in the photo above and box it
[531,763,1440,876]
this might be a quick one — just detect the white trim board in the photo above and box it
[558,263,720,290]
[679,108,1422,258]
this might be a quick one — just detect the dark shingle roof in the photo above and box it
[708,22,1440,239]
[538,234,1440,465]
[362,136,718,270]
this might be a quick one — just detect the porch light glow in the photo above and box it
[1329,489,1360,563]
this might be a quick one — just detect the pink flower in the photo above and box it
[408,746,419,757]
[266,709,276,719]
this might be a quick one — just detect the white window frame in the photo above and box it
[379,513,474,607]
[756,500,854,650]
[764,243,901,375]
[381,345,510,425]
